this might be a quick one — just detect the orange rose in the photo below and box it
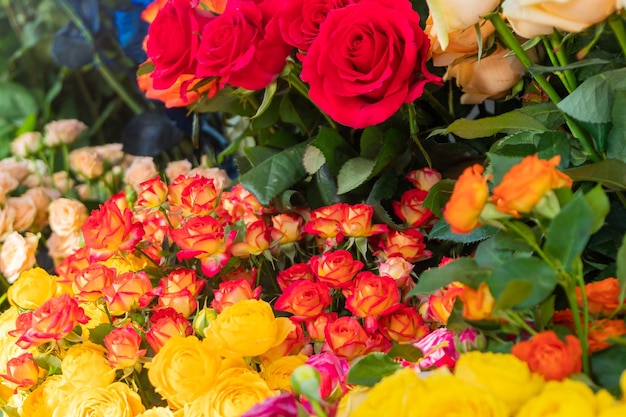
[458,282,495,321]
[135,177,168,211]
[339,204,388,238]
[309,250,364,289]
[303,204,344,245]
[392,188,435,227]
[137,69,218,108]
[211,279,262,313]
[217,184,263,225]
[588,319,626,352]
[377,229,431,262]
[511,331,582,381]
[305,312,337,343]
[425,282,465,324]
[230,219,272,258]
[146,308,193,353]
[345,272,400,318]
[576,277,622,316]
[379,305,430,343]
[178,176,220,217]
[274,281,332,321]
[103,326,147,369]
[271,213,304,245]
[10,293,90,349]
[73,264,116,303]
[153,269,205,318]
[443,164,489,234]
[492,154,572,217]
[325,317,369,361]
[0,352,39,391]
[262,318,308,361]
[102,271,154,316]
[378,256,415,289]
[276,263,315,291]
[81,199,145,261]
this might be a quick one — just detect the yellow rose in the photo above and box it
[103,252,149,274]
[61,342,116,389]
[444,45,526,105]
[599,403,626,417]
[137,407,176,417]
[351,368,427,417]
[186,368,275,417]
[0,307,19,335]
[516,379,597,417]
[336,386,371,417]
[21,375,71,417]
[502,0,616,38]
[52,381,145,417]
[147,336,222,410]
[454,351,544,414]
[260,354,308,392]
[0,231,38,283]
[79,302,111,339]
[7,267,59,310]
[203,299,294,358]
[426,0,500,50]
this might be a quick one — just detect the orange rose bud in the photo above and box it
[0,353,39,391]
[378,229,432,262]
[271,213,304,245]
[443,164,489,234]
[276,263,315,291]
[102,271,154,316]
[309,250,364,289]
[425,282,465,324]
[392,189,435,227]
[217,184,264,225]
[345,272,400,318]
[305,312,338,343]
[73,264,116,303]
[511,331,582,381]
[230,219,272,258]
[406,167,442,191]
[135,176,168,210]
[153,268,206,318]
[103,326,147,369]
[458,282,495,321]
[576,277,622,316]
[324,316,369,361]
[146,308,193,353]
[588,319,626,352]
[379,305,430,343]
[211,278,261,313]
[274,281,332,321]
[492,154,572,217]
[304,204,344,243]
[339,204,388,238]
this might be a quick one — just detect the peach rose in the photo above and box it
[124,156,159,194]
[165,160,192,182]
[443,164,489,233]
[46,231,83,265]
[24,187,55,231]
[0,172,19,198]
[426,16,496,67]
[22,159,50,188]
[0,232,38,283]
[502,0,616,39]
[444,45,526,104]
[51,171,75,194]
[0,206,16,242]
[48,198,88,236]
[0,158,31,183]
[187,166,232,190]
[94,143,124,165]
[69,147,105,179]
[6,196,37,233]
[11,132,42,157]
[43,119,88,147]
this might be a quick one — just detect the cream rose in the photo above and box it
[0,205,15,242]
[187,166,232,190]
[11,131,42,157]
[94,143,125,165]
[0,172,19,198]
[165,160,192,182]
[6,195,37,233]
[124,156,159,194]
[51,171,75,194]
[502,0,616,38]
[426,17,496,67]
[24,187,55,231]
[444,45,526,104]
[43,119,88,147]
[0,232,39,283]
[0,158,30,183]
[46,231,83,265]
[69,147,105,180]
[426,0,500,49]
[22,159,50,188]
[48,198,89,236]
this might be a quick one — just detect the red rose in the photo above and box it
[300,0,441,128]
[146,0,214,90]
[196,0,291,90]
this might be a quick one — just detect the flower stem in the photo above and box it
[406,102,432,168]
[564,283,590,375]
[609,14,626,58]
[56,0,144,115]
[549,33,577,93]
[486,13,601,163]
[285,71,337,130]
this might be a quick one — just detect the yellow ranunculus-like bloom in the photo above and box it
[260,354,308,392]
[203,299,294,358]
[516,379,597,417]
[336,386,371,417]
[502,0,616,39]
[52,381,145,417]
[351,368,427,417]
[137,407,176,417]
[186,368,276,417]
[21,375,71,417]
[103,252,150,274]
[147,336,222,410]
[454,351,545,414]
[61,342,116,389]
[492,155,572,217]
[7,267,60,310]
[599,403,626,417]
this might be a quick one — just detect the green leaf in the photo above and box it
[528,58,613,74]
[428,219,499,244]
[302,145,326,175]
[443,110,547,139]
[407,258,490,297]
[583,185,610,234]
[590,345,626,397]
[336,157,376,194]
[0,82,39,123]
[88,323,116,346]
[387,344,423,362]
[33,354,62,375]
[360,126,385,159]
[565,159,626,189]
[617,235,626,305]
[486,153,523,185]
[474,231,533,269]
[240,142,308,205]
[487,258,558,309]
[518,102,565,130]
[250,81,277,119]
[243,146,279,166]
[493,280,533,310]
[535,295,555,331]
[606,92,626,163]
[423,179,455,218]
[544,194,594,273]
[346,353,402,387]
[279,95,308,132]
[310,127,353,176]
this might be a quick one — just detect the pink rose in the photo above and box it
[146,0,214,90]
[300,0,440,128]
[196,0,291,90]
